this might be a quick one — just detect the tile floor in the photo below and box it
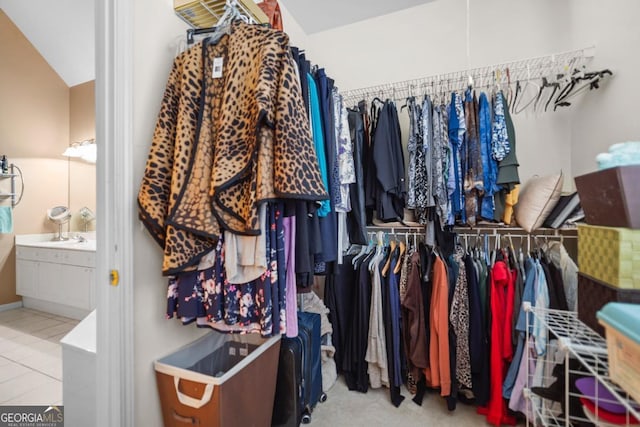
[0,307,78,405]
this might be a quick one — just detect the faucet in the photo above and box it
[73,234,87,243]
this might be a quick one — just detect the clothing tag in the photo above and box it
[212,57,224,78]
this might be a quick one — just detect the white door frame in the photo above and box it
[95,0,135,425]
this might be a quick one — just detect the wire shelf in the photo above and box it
[174,0,268,29]
[525,305,640,425]
[341,46,595,105]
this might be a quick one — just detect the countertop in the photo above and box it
[15,232,96,252]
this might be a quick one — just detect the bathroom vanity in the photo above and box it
[15,233,96,319]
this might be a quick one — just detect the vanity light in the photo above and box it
[80,143,97,163]
[62,139,96,163]
[62,144,82,157]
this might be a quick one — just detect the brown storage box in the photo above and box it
[578,273,640,336]
[155,333,281,427]
[574,165,640,229]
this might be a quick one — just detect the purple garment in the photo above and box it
[284,216,298,337]
[508,337,536,418]
[274,203,287,335]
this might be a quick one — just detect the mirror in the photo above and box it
[47,206,72,241]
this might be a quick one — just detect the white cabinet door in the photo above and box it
[38,262,64,305]
[16,259,38,297]
[61,266,95,310]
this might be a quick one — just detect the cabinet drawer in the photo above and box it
[16,246,63,263]
[60,250,95,267]
[16,246,95,267]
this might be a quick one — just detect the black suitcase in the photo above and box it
[272,311,327,426]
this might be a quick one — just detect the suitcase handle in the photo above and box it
[173,377,214,409]
[172,410,200,425]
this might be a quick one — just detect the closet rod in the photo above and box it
[453,230,577,239]
[342,46,595,102]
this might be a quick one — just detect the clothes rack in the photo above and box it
[453,226,578,239]
[341,46,595,105]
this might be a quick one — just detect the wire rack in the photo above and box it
[174,0,268,28]
[341,46,596,105]
[524,304,640,426]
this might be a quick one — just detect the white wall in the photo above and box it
[129,1,637,425]
[569,0,640,177]
[131,1,207,426]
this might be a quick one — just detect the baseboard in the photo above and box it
[0,301,23,312]
[22,297,90,320]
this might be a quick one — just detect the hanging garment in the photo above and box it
[542,256,569,311]
[382,247,405,407]
[294,200,322,288]
[544,240,578,311]
[447,92,466,224]
[401,250,429,391]
[344,251,374,392]
[497,97,521,224]
[256,0,283,31]
[283,215,298,337]
[346,108,367,245]
[491,91,510,162]
[450,246,472,390]
[138,22,328,274]
[422,95,436,209]
[445,251,460,410]
[373,101,406,222]
[477,259,517,426]
[313,70,338,263]
[532,260,550,356]
[479,92,499,220]
[398,246,411,303]
[324,254,356,373]
[414,95,432,224]
[496,96,520,186]
[334,91,356,213]
[366,247,389,389]
[465,253,489,406]
[307,73,331,217]
[406,96,420,209]
[503,257,537,399]
[270,202,287,335]
[169,237,268,334]
[463,90,483,226]
[425,254,451,397]
[224,204,268,284]
[432,103,450,230]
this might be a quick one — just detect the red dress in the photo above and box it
[477,259,517,426]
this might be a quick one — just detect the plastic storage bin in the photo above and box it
[597,302,640,405]
[154,332,281,427]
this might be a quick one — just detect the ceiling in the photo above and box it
[0,0,95,87]
[279,0,435,34]
[0,0,432,87]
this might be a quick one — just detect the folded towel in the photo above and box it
[0,206,13,233]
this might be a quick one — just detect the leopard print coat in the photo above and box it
[138,21,327,275]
